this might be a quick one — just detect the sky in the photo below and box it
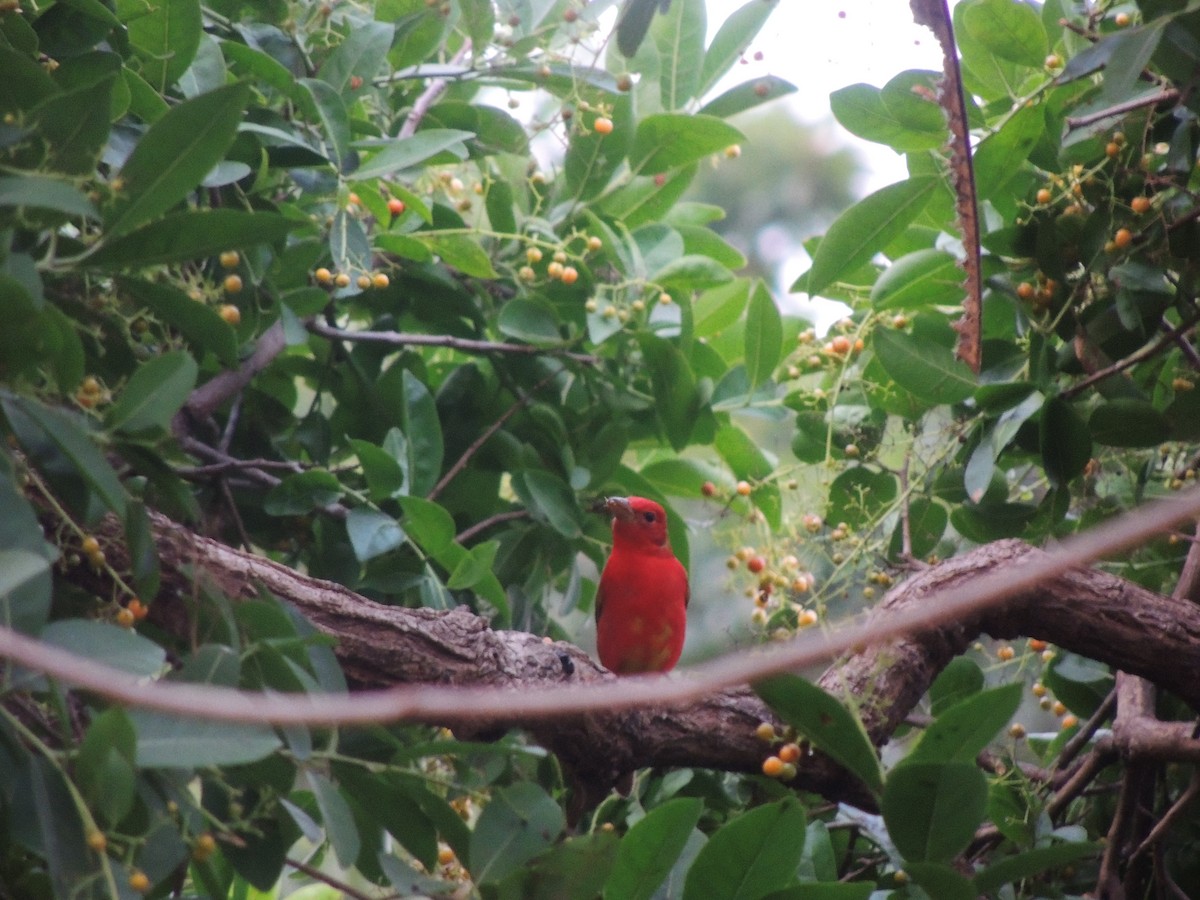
[708,0,944,191]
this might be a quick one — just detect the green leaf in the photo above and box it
[263,471,344,515]
[714,424,773,480]
[0,548,51,635]
[830,75,946,152]
[929,657,984,717]
[130,709,281,767]
[521,469,583,538]
[1,394,127,517]
[320,20,394,93]
[89,209,299,268]
[700,75,797,119]
[905,683,1022,765]
[108,82,251,237]
[299,77,350,167]
[604,798,704,900]
[354,129,474,179]
[754,674,883,796]
[630,114,743,174]
[12,756,90,899]
[76,708,137,826]
[960,0,1047,68]
[419,233,498,278]
[744,282,782,388]
[804,177,938,297]
[882,761,987,863]
[973,103,1043,202]
[905,862,976,900]
[651,0,705,109]
[640,334,699,451]
[397,496,457,556]
[871,249,963,310]
[873,327,975,406]
[117,277,239,366]
[498,298,563,345]
[1040,396,1091,486]
[652,254,734,292]
[697,0,779,99]
[469,782,565,885]
[681,797,806,900]
[396,370,444,498]
[345,507,407,562]
[761,885,873,900]
[0,175,99,220]
[307,771,361,869]
[1089,398,1171,447]
[121,0,203,92]
[104,350,198,435]
[973,841,1100,894]
[887,497,946,561]
[826,467,898,531]
[41,619,166,678]
[124,499,161,601]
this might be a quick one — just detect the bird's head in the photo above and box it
[605,496,670,548]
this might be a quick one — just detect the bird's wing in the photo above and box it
[595,578,607,624]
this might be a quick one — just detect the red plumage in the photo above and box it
[595,496,689,674]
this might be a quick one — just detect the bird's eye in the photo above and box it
[643,511,657,523]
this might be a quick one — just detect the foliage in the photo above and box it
[1,0,1200,896]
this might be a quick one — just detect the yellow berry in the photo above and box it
[996,645,1015,661]
[357,274,372,289]
[219,250,240,269]
[735,480,751,496]
[334,272,351,287]
[86,830,107,852]
[1008,723,1026,739]
[81,536,100,556]
[1032,682,1047,697]
[1113,227,1133,248]
[218,304,241,325]
[1115,12,1131,26]
[438,846,455,865]
[222,274,243,294]
[129,870,151,893]
[116,607,135,628]
[586,235,602,252]
[1131,196,1152,214]
[658,292,672,305]
[1053,700,1067,716]
[526,246,543,264]
[754,722,776,742]
[372,272,390,289]
[315,267,333,284]
[1061,714,1079,729]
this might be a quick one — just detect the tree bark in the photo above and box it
[82,512,1200,812]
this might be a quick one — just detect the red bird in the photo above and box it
[595,496,689,674]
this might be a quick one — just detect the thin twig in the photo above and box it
[400,42,472,139]
[455,509,530,544]
[285,856,379,900]
[1129,770,1200,865]
[305,320,599,365]
[1055,688,1117,772]
[1065,89,1181,128]
[1062,315,1199,399]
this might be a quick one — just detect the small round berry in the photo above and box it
[602,304,617,319]
[349,75,363,89]
[81,535,100,556]
[593,116,613,135]
[802,513,822,533]
[735,480,752,497]
[192,832,217,862]
[1045,53,1062,69]
[315,267,333,284]
[630,299,645,312]
[553,250,568,263]
[586,235,603,252]
[584,298,598,313]
[518,266,535,281]
[830,335,852,355]
[844,443,860,458]
[547,261,564,279]
[997,645,1015,661]
[526,246,544,264]
[1115,11,1131,26]
[1131,195,1152,214]
[218,304,241,325]
[347,192,361,206]
[753,81,770,97]
[755,722,776,742]
[1016,281,1036,300]
[387,197,406,215]
[1027,638,1048,652]
[357,274,372,289]
[128,598,149,621]
[1053,700,1067,716]
[116,607,135,628]
[223,274,243,294]
[129,870,151,893]
[747,556,766,574]
[616,73,633,92]
[560,265,578,285]
[86,830,107,852]
[334,272,351,288]
[778,742,801,763]
[1035,188,1052,205]
[700,480,716,497]
[1061,714,1079,729]
[1105,141,1120,158]
[797,609,819,627]
[761,755,784,777]
[1032,682,1047,698]
[563,7,578,22]
[1008,723,1026,739]
[1113,227,1133,248]
[372,272,390,289]
[219,250,240,269]
[658,292,672,305]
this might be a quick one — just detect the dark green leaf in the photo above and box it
[825,467,898,532]
[419,233,498,278]
[354,129,474,179]
[929,657,984,716]
[887,497,946,560]
[905,683,1022,765]
[1089,398,1170,447]
[130,709,281,767]
[521,469,583,538]
[76,708,137,826]
[42,619,166,677]
[396,370,444,497]
[299,76,350,167]
[697,0,780,99]
[700,75,797,119]
[346,507,407,562]
[117,276,239,366]
[805,177,938,297]
[604,798,704,900]
[640,334,699,451]
[871,249,963,310]
[498,298,563,345]
[1040,396,1091,486]
[974,841,1100,894]
[960,0,1047,67]
[108,82,251,237]
[0,175,99,219]
[308,771,361,868]
[744,282,782,388]
[320,20,393,93]
[681,797,806,900]
[882,761,987,863]
[873,327,975,406]
[263,471,344,515]
[630,113,743,174]
[755,675,883,796]
[104,350,198,435]
[469,782,565,885]
[90,209,298,269]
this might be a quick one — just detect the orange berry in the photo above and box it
[829,335,852,355]
[996,645,1015,661]
[116,607,135,628]
[1061,714,1079,729]
[348,192,361,206]
[86,830,107,852]
[1053,700,1067,716]
[797,609,818,627]
[129,870,150,893]
[547,261,564,279]
[586,235,602,252]
[735,480,752,497]
[526,246,544,264]
[315,267,333,284]
[1045,54,1062,69]
[1035,188,1052,205]
[1027,638,1047,652]
[1032,682,1047,697]
[222,273,243,294]
[700,480,716,497]
[593,116,613,135]
[778,742,801,763]
[334,272,351,287]
[192,832,217,862]
[761,755,784,777]
[128,598,149,621]
[747,556,766,574]
[357,274,372,289]
[1131,196,1152,214]
[560,265,578,285]
[372,272,390,289]
[1106,141,1120,158]
[1016,281,1035,300]
[218,304,241,325]
[1113,227,1133,248]
[387,197,406,215]
[219,250,239,269]
[1115,12,1131,26]
[81,536,100,556]
[1008,723,1026,739]
[438,846,455,865]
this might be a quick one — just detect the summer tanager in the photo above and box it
[595,496,689,674]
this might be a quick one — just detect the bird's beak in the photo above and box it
[603,496,636,522]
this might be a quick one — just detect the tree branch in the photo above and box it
[305,320,599,365]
